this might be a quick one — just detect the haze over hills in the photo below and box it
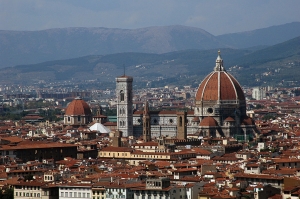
[216,22,300,48]
[0,22,299,68]
[0,35,299,88]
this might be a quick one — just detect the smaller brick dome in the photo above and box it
[199,117,218,127]
[224,117,235,122]
[65,97,91,116]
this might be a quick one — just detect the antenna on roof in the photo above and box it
[123,64,125,76]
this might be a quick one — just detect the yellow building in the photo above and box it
[98,146,196,166]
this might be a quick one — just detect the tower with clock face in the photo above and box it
[116,75,133,137]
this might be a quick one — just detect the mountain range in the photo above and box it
[0,34,299,88]
[0,22,299,88]
[0,22,300,68]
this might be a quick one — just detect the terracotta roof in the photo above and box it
[192,116,200,122]
[195,70,245,102]
[117,75,133,79]
[241,116,255,125]
[224,117,235,122]
[0,136,23,143]
[100,146,133,152]
[65,98,91,115]
[132,141,158,147]
[199,117,218,127]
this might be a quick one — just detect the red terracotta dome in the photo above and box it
[199,117,218,127]
[65,97,91,115]
[195,51,245,102]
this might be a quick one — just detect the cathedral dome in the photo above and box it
[195,51,245,102]
[65,97,91,115]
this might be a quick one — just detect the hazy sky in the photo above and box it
[1,0,299,35]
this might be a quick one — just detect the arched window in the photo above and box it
[179,116,183,126]
[120,90,124,101]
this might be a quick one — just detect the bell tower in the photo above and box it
[116,75,133,137]
[177,111,187,140]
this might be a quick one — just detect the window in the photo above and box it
[78,192,81,197]
[61,192,64,197]
[70,192,72,197]
[78,116,81,122]
[83,193,86,198]
[68,117,71,122]
[65,192,68,197]
[74,192,77,197]
[87,193,90,198]
[120,91,125,101]
[15,192,18,196]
